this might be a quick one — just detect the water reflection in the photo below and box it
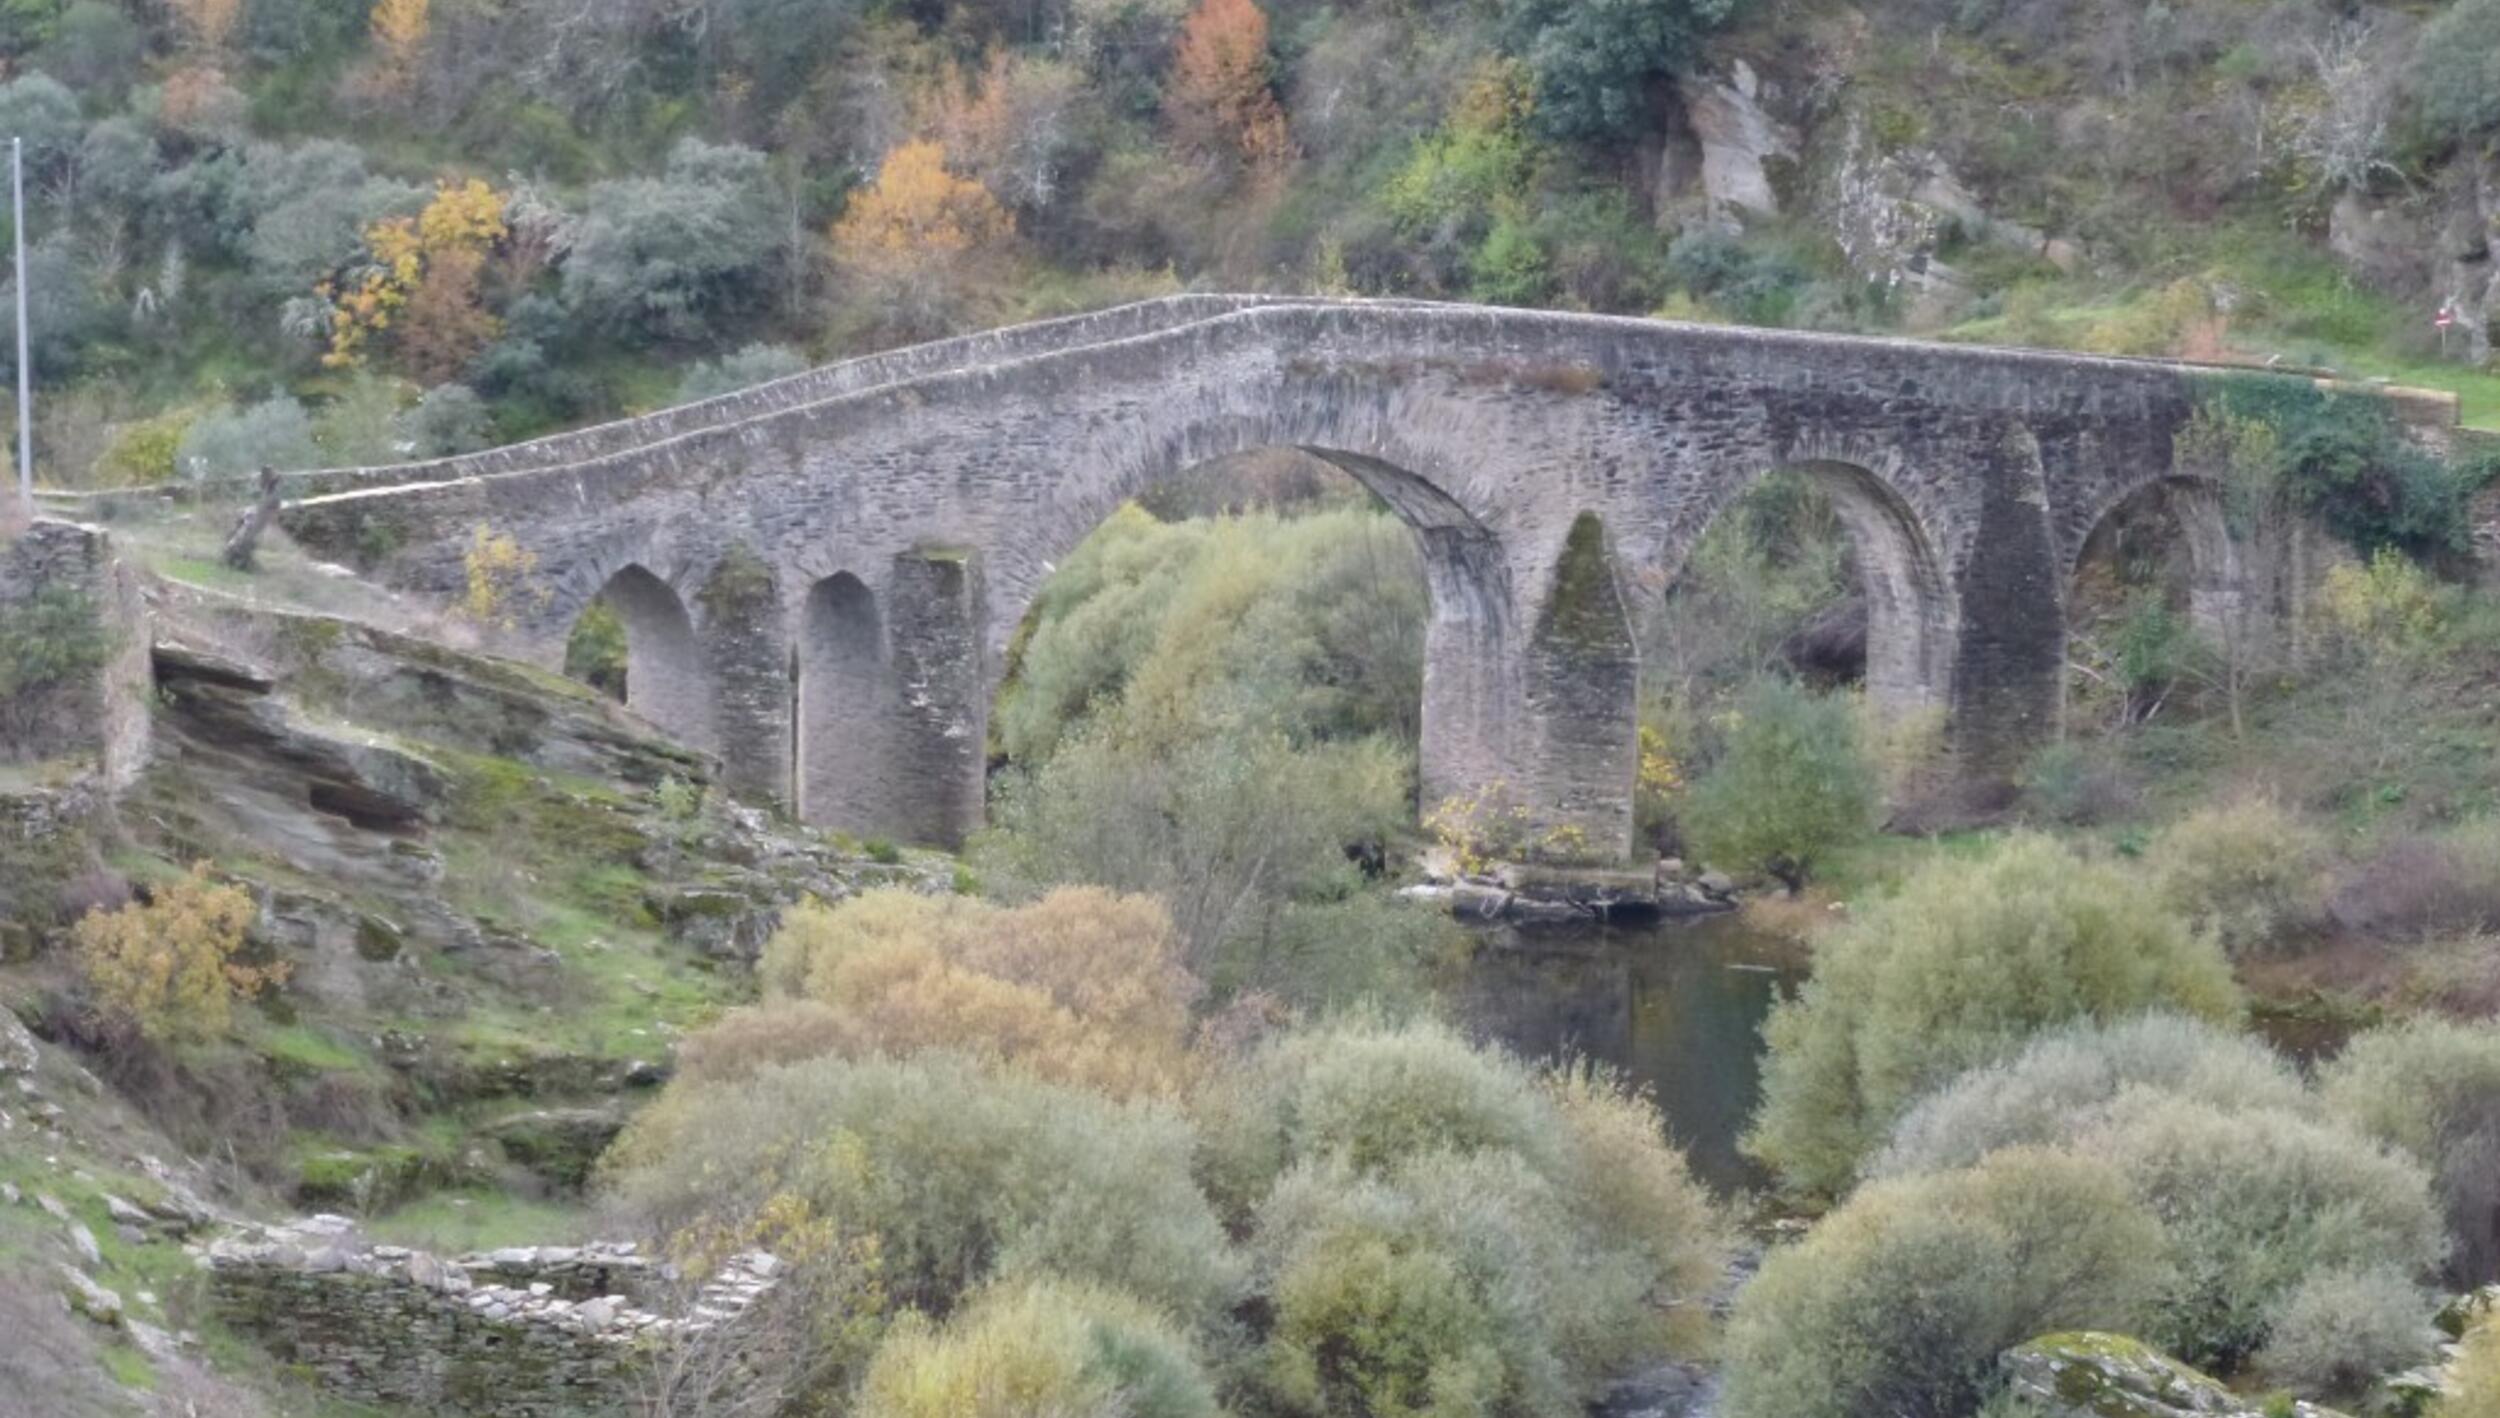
[1451,914,1802,1194]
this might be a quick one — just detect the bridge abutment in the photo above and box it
[1947,425,2070,785]
[696,549,793,809]
[882,548,989,850]
[1513,514,1639,861]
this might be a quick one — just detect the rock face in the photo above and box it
[1999,1333,2351,1417]
[205,1216,782,1416]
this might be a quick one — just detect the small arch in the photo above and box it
[2070,475,2244,643]
[795,572,891,831]
[591,564,718,753]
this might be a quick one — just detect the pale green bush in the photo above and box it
[1200,1019,1726,1414]
[601,1052,1240,1323]
[1680,676,1877,891]
[2319,1017,2500,1284]
[858,1276,1219,1418]
[2254,1265,2440,1398]
[1745,835,2241,1198]
[2089,1093,2445,1371]
[1248,1149,1692,1418]
[1721,1147,2173,1418]
[676,342,809,403]
[1871,1012,2310,1180]
[2150,798,2326,957]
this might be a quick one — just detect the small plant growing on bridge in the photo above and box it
[74,863,285,1043]
[458,522,548,631]
[1424,781,1535,877]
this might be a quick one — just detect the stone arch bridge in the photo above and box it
[275,295,2362,857]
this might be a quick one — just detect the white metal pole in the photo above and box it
[12,137,29,520]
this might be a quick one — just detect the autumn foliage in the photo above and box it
[830,140,1013,270]
[1167,0,1292,172]
[695,886,1202,1098]
[167,0,241,52]
[323,179,507,377]
[75,864,284,1043]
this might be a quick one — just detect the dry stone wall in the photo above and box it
[204,1215,781,1416]
[0,520,151,786]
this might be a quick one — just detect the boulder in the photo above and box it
[1999,1333,2351,1417]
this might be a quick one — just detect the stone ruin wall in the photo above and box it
[203,1215,781,1416]
[0,519,151,786]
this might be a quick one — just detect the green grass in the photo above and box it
[364,1188,592,1255]
[257,1023,377,1075]
[97,1342,158,1391]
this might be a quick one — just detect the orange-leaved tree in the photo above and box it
[1167,0,1292,173]
[322,178,506,378]
[829,140,1015,339]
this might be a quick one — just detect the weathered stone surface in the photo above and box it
[272,297,2411,854]
[477,1106,625,1192]
[2000,1333,2351,1417]
[0,520,152,786]
[205,1217,782,1416]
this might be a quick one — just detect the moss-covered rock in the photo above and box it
[1999,1333,2352,1417]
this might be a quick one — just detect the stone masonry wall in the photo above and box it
[0,519,151,787]
[205,1215,781,1416]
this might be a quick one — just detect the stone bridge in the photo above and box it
[275,295,2341,857]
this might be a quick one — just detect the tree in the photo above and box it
[1500,0,1743,144]
[564,139,781,343]
[322,178,506,376]
[1166,0,1291,172]
[167,0,240,51]
[1680,677,1876,891]
[829,139,1014,339]
[2320,1018,2500,1285]
[367,0,429,94]
[459,523,547,630]
[74,864,284,1043]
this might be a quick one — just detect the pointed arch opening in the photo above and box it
[795,571,892,831]
[568,564,717,753]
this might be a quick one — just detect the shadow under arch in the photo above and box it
[794,571,889,831]
[2069,473,2245,642]
[1784,458,1959,721]
[576,563,718,754]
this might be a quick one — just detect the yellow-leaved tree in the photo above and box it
[829,140,1014,339]
[322,178,506,378]
[75,864,283,1042]
[368,0,430,93]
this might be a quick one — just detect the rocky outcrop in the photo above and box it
[205,1216,782,1417]
[1662,61,1799,227]
[1999,1333,2351,1417]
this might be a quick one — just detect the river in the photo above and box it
[1450,913,1804,1194]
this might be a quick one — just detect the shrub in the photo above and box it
[2149,798,2326,956]
[1680,677,1877,891]
[602,1051,1239,1323]
[1870,1012,2311,1181]
[1248,1146,1708,1418]
[2016,739,2136,826]
[743,888,1198,1098]
[1745,835,2240,1198]
[397,383,490,457]
[2255,1265,2439,1398]
[1194,1015,1559,1220]
[2089,1093,2445,1371]
[1499,0,1743,144]
[0,586,109,740]
[2319,1018,2500,1284]
[859,1276,1219,1418]
[2410,0,2500,148]
[564,138,782,342]
[74,863,283,1042]
[676,343,809,404]
[2441,1319,2500,1418]
[2328,820,2500,941]
[174,396,319,479]
[1721,1147,2173,1418]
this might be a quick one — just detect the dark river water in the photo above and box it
[1451,914,1804,1194]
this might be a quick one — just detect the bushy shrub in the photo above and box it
[2090,1093,2445,1370]
[2410,0,2500,148]
[564,138,782,341]
[1871,1012,2310,1181]
[676,342,809,403]
[1199,1018,1726,1412]
[737,887,1198,1099]
[2328,819,2500,941]
[1722,1147,2172,1418]
[2254,1265,2439,1398]
[2149,798,2325,956]
[2320,1017,2500,1283]
[2441,1319,2500,1418]
[397,383,490,457]
[1680,676,1877,890]
[175,396,319,479]
[602,1051,1239,1323]
[1745,835,2240,1198]
[74,863,285,1043]
[1497,0,1742,144]
[859,1276,1219,1418]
